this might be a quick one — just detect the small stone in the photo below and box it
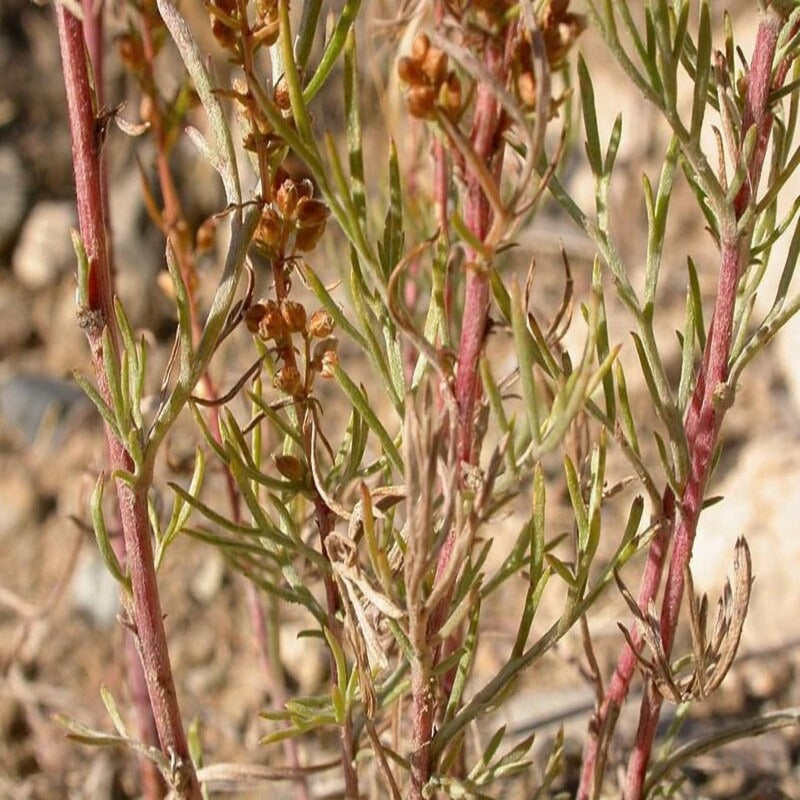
[0,373,90,446]
[12,201,76,290]
[279,624,328,695]
[71,549,121,627]
[189,550,226,603]
[0,147,28,253]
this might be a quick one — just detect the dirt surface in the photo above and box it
[2,2,800,799]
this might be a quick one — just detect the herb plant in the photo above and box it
[54,1,800,798]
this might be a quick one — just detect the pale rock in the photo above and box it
[692,434,800,650]
[71,548,121,627]
[12,201,76,290]
[279,623,328,695]
[189,550,226,603]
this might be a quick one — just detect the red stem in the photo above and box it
[76,3,165,796]
[577,8,790,798]
[56,8,201,798]
[409,31,507,800]
[454,39,505,467]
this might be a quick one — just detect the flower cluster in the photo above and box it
[253,167,329,257]
[244,301,338,396]
[397,34,462,121]
[208,0,279,52]
[514,0,586,110]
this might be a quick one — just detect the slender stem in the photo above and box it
[576,494,674,800]
[77,3,165,797]
[578,8,790,798]
[454,38,506,466]
[56,8,200,798]
[408,28,508,800]
[623,10,787,799]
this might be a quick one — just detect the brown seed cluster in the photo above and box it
[514,1,586,110]
[541,0,587,68]
[514,0,586,109]
[253,167,329,257]
[208,0,279,52]
[397,34,462,121]
[244,299,338,397]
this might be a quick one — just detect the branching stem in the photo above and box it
[57,7,201,798]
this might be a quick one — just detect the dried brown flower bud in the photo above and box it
[274,454,306,482]
[280,300,307,333]
[311,337,338,375]
[541,2,586,66]
[411,33,430,62]
[407,84,437,119]
[271,166,291,198]
[273,79,291,111]
[243,302,267,334]
[210,2,238,51]
[294,198,328,251]
[276,179,299,220]
[274,364,302,396]
[259,302,286,340]
[244,300,286,340]
[319,347,339,379]
[255,207,283,253]
[295,178,314,201]
[397,56,423,85]
[308,309,335,339]
[441,73,463,121]
[295,220,326,252]
[295,197,328,227]
[421,46,448,86]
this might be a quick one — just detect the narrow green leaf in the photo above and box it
[303,0,362,102]
[592,261,616,419]
[165,245,194,374]
[578,55,603,176]
[678,297,696,413]
[510,278,541,445]
[100,686,128,737]
[91,474,130,591]
[564,455,588,550]
[690,2,712,141]
[546,553,575,587]
[603,113,623,176]
[330,364,402,471]
[71,230,91,309]
[295,0,322,71]
[158,447,206,568]
[653,430,679,495]
[74,371,122,441]
[101,327,126,431]
[344,30,366,229]
[168,481,262,538]
[378,140,404,280]
[686,256,706,350]
[644,136,679,307]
